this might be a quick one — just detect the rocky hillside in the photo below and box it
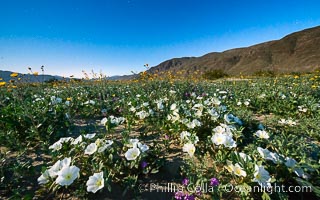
[148,26,320,75]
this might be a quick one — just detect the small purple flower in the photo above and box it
[210,177,219,186]
[141,161,148,169]
[182,178,189,186]
[164,134,169,140]
[184,194,195,200]
[174,191,184,200]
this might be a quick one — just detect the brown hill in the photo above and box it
[148,26,320,75]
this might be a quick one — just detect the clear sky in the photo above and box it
[1,0,320,78]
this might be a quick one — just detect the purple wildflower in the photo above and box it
[210,177,219,186]
[182,178,189,186]
[141,161,148,169]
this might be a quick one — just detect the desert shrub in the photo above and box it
[202,69,228,80]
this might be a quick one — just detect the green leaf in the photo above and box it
[262,192,271,200]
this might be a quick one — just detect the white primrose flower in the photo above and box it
[168,112,180,122]
[226,162,246,177]
[48,157,71,178]
[253,165,271,187]
[285,157,297,168]
[238,152,252,161]
[84,100,95,105]
[55,165,80,186]
[208,108,219,120]
[180,131,191,140]
[49,137,74,151]
[84,133,96,139]
[86,172,104,193]
[129,106,136,112]
[186,119,201,129]
[101,117,108,125]
[71,135,83,145]
[213,125,226,134]
[233,163,247,177]
[137,143,149,152]
[244,100,250,106]
[85,143,98,155]
[109,115,125,125]
[49,141,62,151]
[155,100,164,110]
[128,138,139,148]
[125,147,141,161]
[278,119,287,124]
[182,143,196,157]
[255,130,270,139]
[170,103,177,111]
[136,110,149,119]
[98,140,113,153]
[224,136,237,149]
[211,132,227,146]
[37,170,50,185]
[257,147,282,164]
[237,101,242,106]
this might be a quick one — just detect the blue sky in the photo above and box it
[1,0,320,77]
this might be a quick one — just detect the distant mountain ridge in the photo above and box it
[0,70,67,82]
[148,26,320,75]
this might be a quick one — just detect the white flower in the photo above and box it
[71,135,83,145]
[167,112,180,122]
[109,115,125,125]
[136,110,149,119]
[98,140,113,153]
[211,132,227,146]
[224,136,237,148]
[101,117,108,125]
[170,103,177,111]
[213,125,225,134]
[237,101,242,106]
[226,162,246,177]
[180,131,191,140]
[208,108,219,120]
[278,119,287,124]
[142,102,149,107]
[128,138,139,148]
[49,141,62,152]
[258,94,266,99]
[255,130,270,139]
[244,101,250,106]
[238,152,252,161]
[137,143,149,152]
[285,157,297,168]
[85,143,98,155]
[182,143,196,157]
[86,172,104,193]
[129,106,136,112]
[219,91,227,94]
[186,119,201,129]
[48,157,71,178]
[156,101,164,110]
[38,170,50,185]
[253,165,271,187]
[257,147,281,164]
[55,166,80,186]
[298,106,307,113]
[257,147,271,159]
[84,100,95,105]
[286,119,296,126]
[84,133,96,139]
[233,163,247,177]
[125,147,141,161]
